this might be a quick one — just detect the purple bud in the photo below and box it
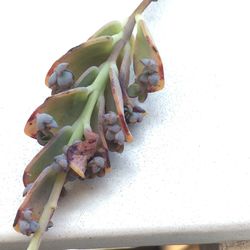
[55,63,69,75]
[107,124,121,133]
[19,220,30,235]
[88,156,105,174]
[105,130,115,141]
[29,221,39,233]
[23,208,32,222]
[141,58,154,66]
[140,58,158,73]
[133,105,145,113]
[136,113,144,122]
[129,114,138,124]
[36,113,58,131]
[57,70,74,88]
[103,111,117,125]
[54,154,68,170]
[115,130,125,145]
[148,73,160,85]
[93,156,105,168]
[139,73,148,84]
[91,166,101,174]
[48,72,57,87]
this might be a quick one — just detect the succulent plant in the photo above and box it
[13,1,164,249]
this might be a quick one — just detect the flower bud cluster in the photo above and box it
[19,208,39,236]
[48,63,74,94]
[36,113,58,145]
[84,155,106,178]
[127,58,160,102]
[103,111,125,152]
[124,105,145,124]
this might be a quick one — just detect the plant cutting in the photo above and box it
[13,0,164,249]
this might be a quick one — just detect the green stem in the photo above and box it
[71,62,110,142]
[108,0,155,62]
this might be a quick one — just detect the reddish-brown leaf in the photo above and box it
[67,131,99,178]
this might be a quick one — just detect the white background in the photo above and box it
[1,0,250,249]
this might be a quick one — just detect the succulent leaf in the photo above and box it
[67,131,99,178]
[14,166,59,234]
[25,88,89,139]
[23,126,73,186]
[109,64,133,142]
[119,43,132,90]
[91,96,109,150]
[134,16,164,92]
[88,21,123,40]
[74,66,99,88]
[45,36,114,86]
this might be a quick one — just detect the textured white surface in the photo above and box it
[1,0,250,249]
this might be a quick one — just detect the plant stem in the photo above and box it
[71,62,110,141]
[108,0,155,62]
[27,1,156,249]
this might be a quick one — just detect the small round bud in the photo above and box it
[23,208,32,222]
[103,111,117,125]
[115,130,125,145]
[55,63,69,75]
[36,113,58,131]
[140,58,154,66]
[93,156,105,168]
[133,105,145,113]
[148,73,160,86]
[105,129,115,141]
[140,58,158,73]
[19,220,30,235]
[97,169,106,177]
[88,156,105,174]
[54,154,68,170]
[29,221,39,233]
[129,113,138,124]
[136,113,144,123]
[130,112,144,124]
[48,72,57,88]
[124,105,133,114]
[139,73,148,84]
[57,70,74,88]
[107,124,121,133]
